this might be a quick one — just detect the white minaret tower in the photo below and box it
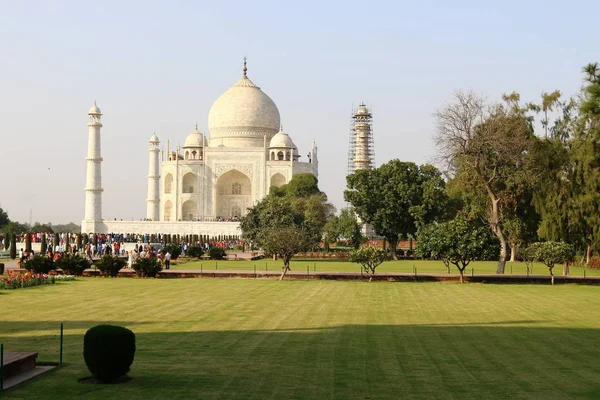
[348,103,375,174]
[146,133,161,221]
[83,102,104,233]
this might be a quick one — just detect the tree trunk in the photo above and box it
[549,267,554,286]
[563,262,569,276]
[586,244,591,265]
[388,237,398,260]
[509,243,517,262]
[459,269,464,283]
[279,260,290,281]
[482,178,507,274]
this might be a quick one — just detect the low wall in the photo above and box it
[81,220,241,236]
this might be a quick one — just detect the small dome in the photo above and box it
[89,102,102,115]
[149,134,160,143]
[269,129,296,148]
[184,128,205,147]
[355,104,370,116]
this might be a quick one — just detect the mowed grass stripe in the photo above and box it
[4,279,600,399]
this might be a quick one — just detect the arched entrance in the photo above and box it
[182,200,197,221]
[164,200,172,221]
[271,173,286,188]
[216,169,251,218]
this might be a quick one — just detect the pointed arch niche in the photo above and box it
[182,172,197,194]
[216,169,251,218]
[182,200,197,221]
[164,173,173,194]
[271,173,286,188]
[164,200,173,221]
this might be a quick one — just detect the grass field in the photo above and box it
[172,257,600,277]
[3,279,600,399]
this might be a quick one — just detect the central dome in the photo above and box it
[208,71,281,148]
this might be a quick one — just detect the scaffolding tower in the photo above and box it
[347,103,375,175]
[347,103,376,239]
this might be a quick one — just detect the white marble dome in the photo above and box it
[269,130,296,148]
[184,127,205,147]
[208,74,280,147]
[89,103,102,115]
[149,133,160,143]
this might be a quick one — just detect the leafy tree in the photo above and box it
[417,218,499,283]
[0,207,9,229]
[30,222,54,234]
[526,242,574,285]
[435,91,538,274]
[345,160,447,259]
[261,226,312,280]
[323,208,365,249]
[1,221,30,236]
[533,64,600,263]
[349,246,389,282]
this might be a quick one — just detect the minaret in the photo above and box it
[348,103,375,174]
[146,134,161,221]
[83,102,104,232]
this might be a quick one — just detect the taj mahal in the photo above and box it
[81,59,318,236]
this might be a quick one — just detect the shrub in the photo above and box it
[84,324,136,383]
[133,257,162,278]
[23,255,54,274]
[208,246,226,260]
[10,234,16,259]
[160,244,181,260]
[54,254,90,276]
[186,245,204,258]
[95,255,127,277]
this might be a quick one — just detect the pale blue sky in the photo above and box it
[0,0,597,223]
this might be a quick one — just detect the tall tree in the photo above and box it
[0,207,9,229]
[345,160,447,259]
[435,91,538,273]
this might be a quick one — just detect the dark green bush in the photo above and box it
[95,255,127,277]
[23,255,54,274]
[54,254,90,275]
[160,244,181,260]
[186,245,204,258]
[133,257,162,277]
[84,324,136,383]
[208,246,226,260]
[10,234,16,259]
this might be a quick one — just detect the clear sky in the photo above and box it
[0,0,598,224]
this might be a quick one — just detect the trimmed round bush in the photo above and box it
[160,244,182,260]
[23,255,54,274]
[84,324,136,383]
[208,246,226,260]
[133,257,162,278]
[186,245,204,259]
[95,255,127,277]
[55,254,90,276]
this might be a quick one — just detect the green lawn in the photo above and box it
[172,257,600,277]
[3,279,600,399]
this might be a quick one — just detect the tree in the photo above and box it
[30,222,54,234]
[10,233,16,259]
[435,90,538,274]
[526,242,574,285]
[25,233,32,253]
[0,207,9,229]
[345,160,447,259]
[533,64,600,263]
[349,246,389,282]
[1,221,30,236]
[3,235,9,251]
[41,234,47,254]
[416,218,499,283]
[261,226,312,280]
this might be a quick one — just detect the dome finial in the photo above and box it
[243,56,247,77]
[195,123,198,130]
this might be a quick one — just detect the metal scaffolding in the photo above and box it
[347,103,375,176]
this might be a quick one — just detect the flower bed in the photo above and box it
[0,272,75,290]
